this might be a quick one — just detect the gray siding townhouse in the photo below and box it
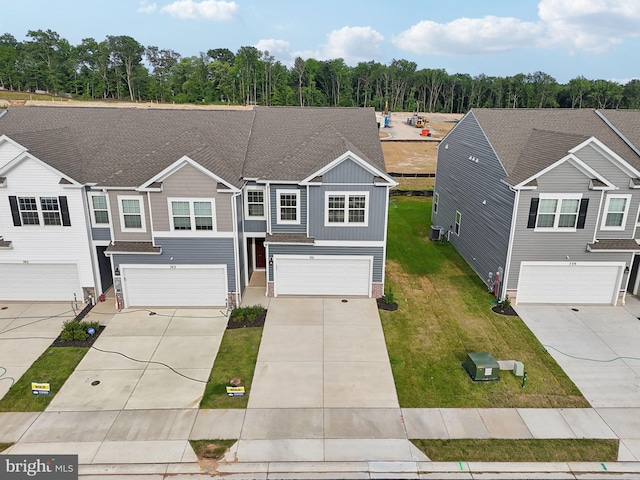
[0,105,394,308]
[433,109,640,306]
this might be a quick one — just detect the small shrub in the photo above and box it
[383,288,395,305]
[499,296,511,310]
[230,305,265,322]
[60,320,101,342]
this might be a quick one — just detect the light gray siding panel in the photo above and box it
[109,190,152,242]
[307,185,386,241]
[244,219,267,232]
[323,158,375,184]
[149,163,233,233]
[270,185,306,233]
[112,237,236,292]
[433,113,514,287]
[91,227,111,241]
[266,244,384,282]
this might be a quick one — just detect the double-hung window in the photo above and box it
[90,194,109,226]
[277,189,300,224]
[245,187,265,219]
[325,191,369,226]
[601,194,631,231]
[169,198,215,231]
[455,211,461,235]
[535,194,581,230]
[118,196,146,232]
[433,192,439,214]
[9,195,71,227]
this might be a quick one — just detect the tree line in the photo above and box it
[2,29,640,112]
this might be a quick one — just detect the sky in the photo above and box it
[2,0,639,84]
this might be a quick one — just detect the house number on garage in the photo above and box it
[169,265,177,269]
[568,262,576,266]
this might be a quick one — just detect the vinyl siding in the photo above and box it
[266,244,384,283]
[244,219,266,232]
[111,237,236,292]
[109,190,152,242]
[0,138,25,169]
[270,184,306,233]
[91,227,111,241]
[322,158,375,184]
[236,194,246,294]
[433,112,514,287]
[307,185,387,241]
[149,163,233,233]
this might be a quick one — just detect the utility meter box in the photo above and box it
[462,352,500,382]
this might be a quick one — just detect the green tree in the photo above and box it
[107,35,145,100]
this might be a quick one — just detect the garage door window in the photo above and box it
[602,194,631,230]
[169,198,215,231]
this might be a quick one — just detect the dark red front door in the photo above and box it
[255,238,266,269]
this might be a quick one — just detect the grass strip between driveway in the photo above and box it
[189,439,236,460]
[0,443,12,453]
[0,347,88,412]
[200,327,263,409]
[412,439,619,462]
[381,197,588,408]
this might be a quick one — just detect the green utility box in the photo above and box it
[462,352,500,382]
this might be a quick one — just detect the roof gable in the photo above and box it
[138,155,239,192]
[300,151,395,185]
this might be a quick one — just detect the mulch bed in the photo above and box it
[226,311,267,329]
[50,325,106,348]
[377,298,399,311]
[491,305,519,316]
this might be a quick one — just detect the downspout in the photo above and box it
[501,186,519,302]
[231,191,242,308]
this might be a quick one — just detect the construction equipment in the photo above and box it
[415,115,426,128]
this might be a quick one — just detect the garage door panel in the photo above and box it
[518,263,622,305]
[122,266,227,307]
[0,263,82,301]
[275,256,371,296]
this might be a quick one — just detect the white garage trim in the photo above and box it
[273,255,373,297]
[0,262,82,302]
[120,264,228,307]
[516,261,624,305]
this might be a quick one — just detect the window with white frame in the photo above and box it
[325,191,369,226]
[17,197,61,225]
[536,194,581,230]
[40,197,62,225]
[455,210,461,235]
[434,192,439,214]
[277,189,300,224]
[601,194,631,230]
[245,187,265,219]
[18,197,40,225]
[118,196,146,232]
[89,194,109,226]
[169,198,215,231]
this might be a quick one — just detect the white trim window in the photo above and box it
[601,194,631,231]
[433,192,439,214]
[89,193,109,227]
[18,197,41,225]
[536,194,581,231]
[169,198,215,231]
[18,197,61,225]
[118,196,146,232]
[277,189,300,224]
[324,191,369,226]
[245,187,265,219]
[455,210,461,235]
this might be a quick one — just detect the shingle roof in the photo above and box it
[587,239,640,251]
[265,233,314,244]
[0,105,385,187]
[597,110,640,156]
[470,109,640,185]
[105,242,162,254]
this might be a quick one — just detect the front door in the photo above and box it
[255,238,266,269]
[96,246,113,293]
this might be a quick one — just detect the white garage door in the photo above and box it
[517,262,624,305]
[0,263,82,301]
[274,255,372,296]
[121,265,227,307]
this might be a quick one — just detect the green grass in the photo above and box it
[412,439,618,462]
[200,328,263,409]
[381,197,588,408]
[0,91,69,102]
[0,443,12,453]
[0,348,88,412]
[189,439,237,460]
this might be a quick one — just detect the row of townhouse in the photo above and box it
[0,105,395,308]
[434,108,640,306]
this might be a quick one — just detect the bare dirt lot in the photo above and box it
[380,113,462,184]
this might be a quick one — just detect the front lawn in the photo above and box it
[381,197,588,408]
[0,347,88,412]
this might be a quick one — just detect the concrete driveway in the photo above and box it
[47,307,228,411]
[0,302,78,400]
[515,301,640,409]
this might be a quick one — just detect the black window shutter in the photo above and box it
[9,196,21,226]
[59,196,71,226]
[527,198,539,229]
[577,198,589,229]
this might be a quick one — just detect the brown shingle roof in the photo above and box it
[105,242,161,254]
[588,239,640,251]
[265,233,314,244]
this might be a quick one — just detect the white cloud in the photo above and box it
[320,26,384,62]
[393,0,640,56]
[255,39,292,59]
[160,0,239,21]
[137,1,157,13]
